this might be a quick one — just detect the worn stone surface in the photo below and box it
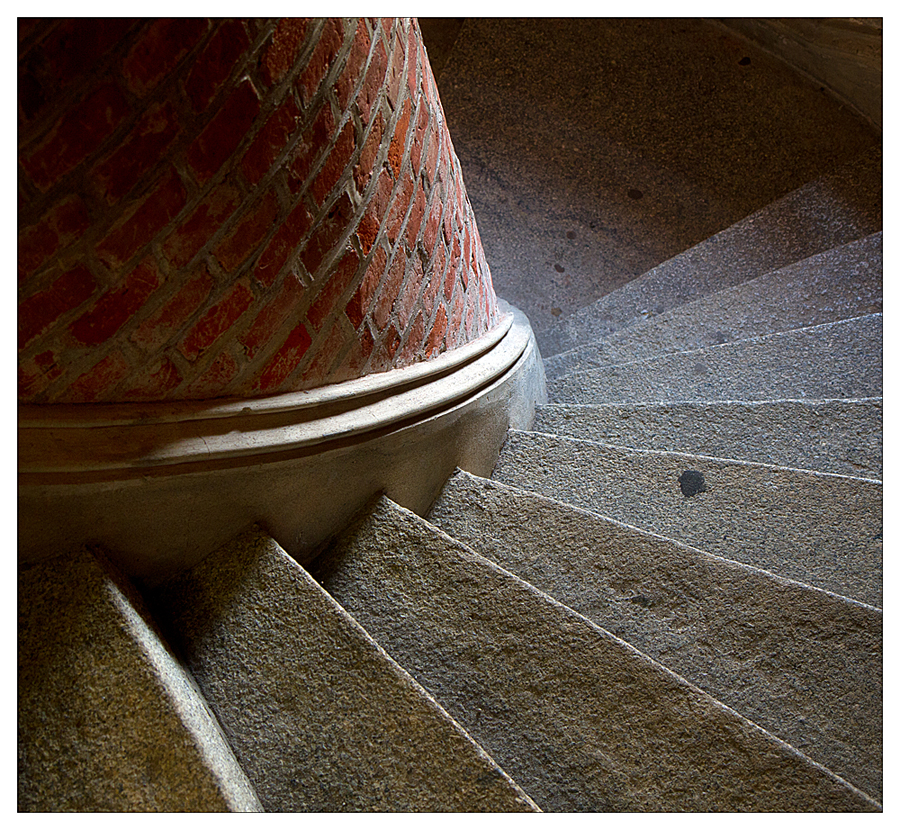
[312,496,878,812]
[432,18,879,334]
[536,146,882,356]
[547,314,882,405]
[544,233,882,379]
[18,548,262,812]
[428,470,883,801]
[151,527,537,813]
[533,398,883,479]
[493,431,882,607]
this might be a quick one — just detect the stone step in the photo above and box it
[311,496,879,812]
[536,146,882,357]
[18,549,262,812]
[427,469,883,801]
[150,527,537,813]
[543,232,882,380]
[492,431,882,607]
[546,314,882,405]
[532,398,883,479]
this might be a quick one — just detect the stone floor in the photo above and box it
[419,18,879,332]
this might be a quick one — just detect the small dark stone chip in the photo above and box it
[678,470,707,497]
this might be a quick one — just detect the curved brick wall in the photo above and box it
[18,18,500,404]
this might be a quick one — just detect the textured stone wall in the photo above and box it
[18,18,500,404]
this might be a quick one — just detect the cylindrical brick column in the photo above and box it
[18,17,501,404]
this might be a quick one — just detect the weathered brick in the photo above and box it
[178,281,254,361]
[241,95,302,184]
[301,194,352,277]
[374,249,405,330]
[297,18,345,106]
[406,24,419,100]
[183,350,238,398]
[354,111,384,193]
[121,356,183,401]
[405,180,427,250]
[186,20,250,111]
[395,255,422,330]
[411,103,429,175]
[162,180,242,269]
[385,169,414,245]
[238,272,305,359]
[98,167,187,269]
[66,352,130,403]
[214,190,279,273]
[346,244,387,328]
[357,39,387,124]
[18,196,90,283]
[20,82,130,191]
[261,18,310,88]
[339,321,375,376]
[254,200,313,287]
[422,197,441,252]
[397,310,425,365]
[69,258,160,346]
[92,101,179,204]
[18,349,64,400]
[131,265,214,352]
[19,265,97,349]
[311,120,356,206]
[187,80,260,183]
[427,303,449,357]
[255,322,311,391]
[288,101,335,194]
[123,18,208,97]
[335,20,371,111]
[385,34,406,109]
[307,250,360,332]
[422,256,441,318]
[356,170,393,254]
[388,98,412,179]
[300,319,345,388]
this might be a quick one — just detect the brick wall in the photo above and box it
[18,18,501,404]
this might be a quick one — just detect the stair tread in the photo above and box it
[547,313,882,405]
[493,430,882,607]
[151,527,538,813]
[427,469,882,800]
[18,549,262,813]
[536,146,882,357]
[311,495,878,812]
[533,398,883,479]
[544,232,882,380]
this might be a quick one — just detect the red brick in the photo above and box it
[131,265,214,351]
[18,196,90,283]
[239,273,305,359]
[424,123,440,187]
[374,249,406,330]
[354,111,384,193]
[98,167,187,269]
[300,319,345,388]
[346,245,387,327]
[121,356,183,401]
[423,197,441,253]
[297,18,345,106]
[186,20,250,111]
[335,21,371,111]
[386,35,406,109]
[288,101,335,194]
[301,194,352,277]
[67,353,130,403]
[427,303,448,357]
[357,39,387,124]
[21,82,130,191]
[405,180,427,250]
[386,169,415,245]
[379,323,402,365]
[395,255,422,330]
[123,18,209,97]
[406,25,419,100]
[422,259,441,319]
[179,281,254,361]
[411,103,429,175]
[18,349,64,401]
[307,250,360,332]
[398,310,425,365]
[339,322,375,376]
[69,258,160,346]
[187,80,261,183]
[444,247,459,302]
[19,264,97,349]
[162,181,242,269]
[387,97,411,179]
[356,170,393,254]
[255,322,311,391]
[183,351,238,399]
[254,201,313,287]
[92,101,180,204]
[214,191,279,273]
[311,120,356,206]
[241,95,302,184]
[261,18,310,88]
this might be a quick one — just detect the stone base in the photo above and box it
[18,302,546,585]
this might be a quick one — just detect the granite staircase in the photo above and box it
[19,152,881,812]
